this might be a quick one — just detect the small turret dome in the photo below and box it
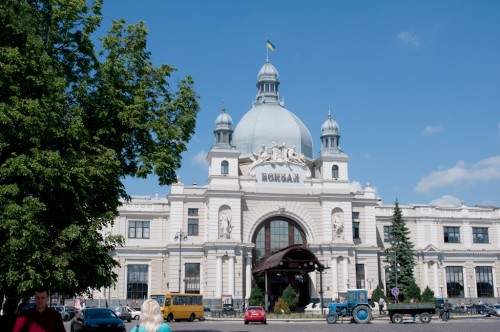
[257,62,279,82]
[321,112,339,135]
[215,106,232,130]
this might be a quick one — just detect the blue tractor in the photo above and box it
[326,289,372,324]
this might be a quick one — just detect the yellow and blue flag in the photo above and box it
[266,39,275,52]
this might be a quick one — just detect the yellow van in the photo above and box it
[150,293,204,322]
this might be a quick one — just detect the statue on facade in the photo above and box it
[219,210,232,239]
[333,213,344,240]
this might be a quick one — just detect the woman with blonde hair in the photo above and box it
[132,299,171,332]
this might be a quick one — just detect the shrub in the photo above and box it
[249,286,264,306]
[273,298,290,314]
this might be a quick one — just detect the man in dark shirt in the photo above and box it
[13,287,65,332]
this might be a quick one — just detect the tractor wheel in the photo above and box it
[353,305,371,324]
[326,312,339,324]
[419,312,432,323]
[392,313,404,324]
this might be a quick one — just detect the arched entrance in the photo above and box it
[251,217,324,310]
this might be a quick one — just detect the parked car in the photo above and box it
[223,303,235,315]
[113,306,132,322]
[204,307,211,318]
[473,304,492,314]
[486,304,500,317]
[18,300,35,312]
[53,306,70,321]
[244,306,267,324]
[71,308,126,332]
[126,306,141,320]
[64,305,80,319]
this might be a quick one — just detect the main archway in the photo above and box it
[251,217,324,310]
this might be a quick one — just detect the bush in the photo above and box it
[281,285,299,312]
[421,286,435,303]
[370,285,387,307]
[273,298,290,314]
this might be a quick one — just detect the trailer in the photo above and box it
[386,303,436,324]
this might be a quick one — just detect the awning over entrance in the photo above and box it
[253,244,325,275]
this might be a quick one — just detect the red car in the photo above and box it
[244,306,267,324]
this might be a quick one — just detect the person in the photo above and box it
[132,299,171,332]
[13,287,65,332]
[0,297,19,332]
[378,297,386,315]
[442,299,451,321]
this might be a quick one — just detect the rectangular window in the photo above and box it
[127,264,148,299]
[353,222,360,239]
[188,208,199,216]
[128,221,150,239]
[445,266,464,298]
[444,227,460,243]
[356,264,365,289]
[188,218,199,236]
[383,226,393,242]
[185,263,201,294]
[472,227,489,243]
[352,212,360,220]
[475,266,494,297]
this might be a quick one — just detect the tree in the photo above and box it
[385,200,416,298]
[370,285,387,307]
[0,0,199,299]
[421,286,435,303]
[249,286,264,306]
[406,280,421,301]
[281,285,299,312]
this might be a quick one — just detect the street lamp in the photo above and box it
[174,229,188,293]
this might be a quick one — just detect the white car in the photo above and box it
[487,304,500,317]
[127,307,141,320]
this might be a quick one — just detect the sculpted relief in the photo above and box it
[332,211,344,240]
[219,208,232,239]
[249,142,311,178]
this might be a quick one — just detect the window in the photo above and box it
[444,227,460,243]
[352,222,360,239]
[221,160,229,175]
[188,208,199,236]
[332,165,339,179]
[127,264,148,299]
[128,221,150,239]
[383,226,393,242]
[356,264,365,289]
[352,212,360,220]
[445,266,464,298]
[476,266,493,297]
[188,218,199,236]
[472,227,489,243]
[185,263,201,294]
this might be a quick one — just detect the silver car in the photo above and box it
[487,304,500,317]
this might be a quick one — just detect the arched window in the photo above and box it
[252,217,306,263]
[332,165,339,179]
[221,160,229,175]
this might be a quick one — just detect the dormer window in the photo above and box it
[332,165,339,179]
[221,160,229,175]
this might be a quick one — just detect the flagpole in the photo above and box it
[266,35,269,62]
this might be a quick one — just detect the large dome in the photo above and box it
[233,61,313,160]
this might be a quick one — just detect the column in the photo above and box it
[433,262,439,295]
[216,255,222,298]
[229,255,235,296]
[462,266,468,299]
[310,270,317,299]
[343,257,349,290]
[245,254,252,300]
[423,262,429,289]
[331,257,338,300]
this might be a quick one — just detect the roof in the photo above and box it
[253,244,325,274]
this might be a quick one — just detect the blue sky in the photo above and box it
[97,0,500,207]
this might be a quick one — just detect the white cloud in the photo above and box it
[429,195,462,207]
[414,156,500,193]
[397,31,420,48]
[422,125,443,136]
[191,150,208,168]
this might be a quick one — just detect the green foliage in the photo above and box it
[249,286,264,306]
[406,280,421,300]
[273,298,290,314]
[0,0,199,298]
[370,285,387,307]
[281,285,299,312]
[385,200,417,297]
[421,286,435,303]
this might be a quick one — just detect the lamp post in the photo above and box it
[174,229,188,293]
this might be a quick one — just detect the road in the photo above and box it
[64,315,500,332]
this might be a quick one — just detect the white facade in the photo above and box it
[93,60,500,308]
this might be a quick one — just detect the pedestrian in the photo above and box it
[132,299,171,332]
[378,297,386,315]
[0,297,19,332]
[13,287,65,332]
[442,299,451,321]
